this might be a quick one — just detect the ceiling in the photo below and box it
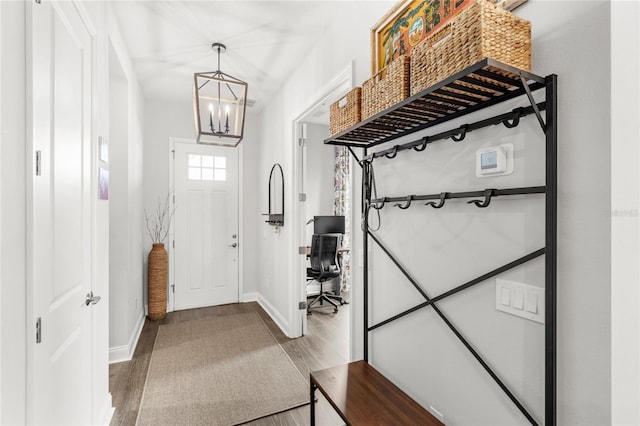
[112,1,355,114]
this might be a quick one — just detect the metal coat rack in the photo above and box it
[325,59,557,426]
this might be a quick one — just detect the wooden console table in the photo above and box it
[310,360,444,425]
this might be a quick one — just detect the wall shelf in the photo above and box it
[324,58,545,149]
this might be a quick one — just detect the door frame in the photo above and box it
[168,137,244,312]
[290,62,354,339]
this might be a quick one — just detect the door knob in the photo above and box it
[84,291,101,306]
[228,243,238,248]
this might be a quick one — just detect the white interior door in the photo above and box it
[174,142,239,310]
[28,1,95,424]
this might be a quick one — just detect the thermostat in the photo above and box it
[476,143,514,177]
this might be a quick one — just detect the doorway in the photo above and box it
[108,40,134,358]
[170,140,240,311]
[293,65,354,355]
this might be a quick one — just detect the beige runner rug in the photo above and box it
[136,312,309,425]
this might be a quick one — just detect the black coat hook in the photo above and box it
[394,195,414,210]
[413,137,429,152]
[370,198,387,210]
[451,125,468,142]
[426,192,448,209]
[467,189,496,208]
[503,108,524,128]
[385,145,399,159]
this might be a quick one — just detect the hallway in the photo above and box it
[109,300,350,425]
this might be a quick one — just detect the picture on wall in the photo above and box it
[98,166,109,200]
[371,0,528,74]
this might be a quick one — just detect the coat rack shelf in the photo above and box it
[325,58,545,149]
[371,186,546,210]
[321,59,557,426]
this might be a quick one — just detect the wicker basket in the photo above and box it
[362,55,410,119]
[410,0,531,95]
[329,87,361,135]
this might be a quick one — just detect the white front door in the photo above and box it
[28,1,95,424]
[174,142,239,310]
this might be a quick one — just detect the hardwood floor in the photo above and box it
[109,296,350,426]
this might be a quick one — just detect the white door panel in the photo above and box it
[174,142,238,310]
[28,1,94,424]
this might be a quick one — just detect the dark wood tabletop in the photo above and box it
[311,360,444,426]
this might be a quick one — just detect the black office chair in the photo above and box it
[306,234,347,314]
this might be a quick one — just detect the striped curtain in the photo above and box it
[334,146,351,291]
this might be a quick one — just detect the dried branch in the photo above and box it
[145,191,176,244]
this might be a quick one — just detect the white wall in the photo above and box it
[142,99,261,302]
[256,0,633,424]
[611,1,640,424]
[254,1,395,337]
[305,123,334,219]
[108,41,134,353]
[369,2,612,424]
[82,2,146,367]
[0,2,26,423]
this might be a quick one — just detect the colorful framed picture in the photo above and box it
[370,0,528,75]
[98,167,109,200]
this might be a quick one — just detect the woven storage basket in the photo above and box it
[329,87,361,135]
[148,243,167,320]
[362,55,410,119]
[410,0,531,95]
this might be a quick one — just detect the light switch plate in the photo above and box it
[500,287,511,306]
[496,279,544,323]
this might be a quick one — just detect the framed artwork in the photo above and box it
[98,167,109,200]
[370,0,528,75]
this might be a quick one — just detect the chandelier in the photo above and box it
[193,42,248,147]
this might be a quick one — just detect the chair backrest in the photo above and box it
[318,234,339,271]
[309,234,340,280]
[309,234,322,271]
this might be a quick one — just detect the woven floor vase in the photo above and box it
[147,243,168,320]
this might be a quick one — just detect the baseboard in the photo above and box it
[108,311,145,364]
[257,294,290,337]
[242,292,258,302]
[96,392,114,425]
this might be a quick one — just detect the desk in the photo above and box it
[300,246,349,256]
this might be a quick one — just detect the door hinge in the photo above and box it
[299,193,306,202]
[172,240,175,249]
[298,138,306,147]
[36,317,42,343]
[172,149,175,159]
[35,151,42,176]
[171,284,175,293]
